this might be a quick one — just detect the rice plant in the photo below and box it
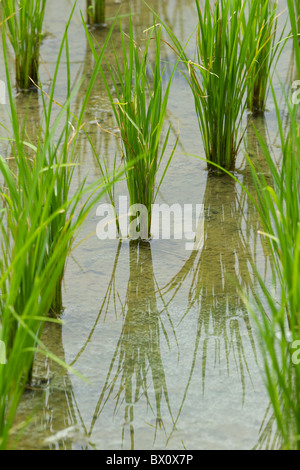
[84,17,178,239]
[225,0,300,448]
[1,0,46,92]
[244,0,285,114]
[188,0,265,171]
[3,5,117,314]
[86,0,105,26]
[294,0,300,38]
[146,0,277,172]
[0,10,118,448]
[244,103,300,448]
[0,165,83,448]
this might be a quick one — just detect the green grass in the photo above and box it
[85,16,178,238]
[86,0,105,26]
[2,4,116,314]
[189,0,281,170]
[2,0,46,92]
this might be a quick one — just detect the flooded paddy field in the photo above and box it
[0,0,295,450]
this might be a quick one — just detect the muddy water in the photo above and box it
[0,0,293,449]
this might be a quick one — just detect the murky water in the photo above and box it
[0,0,293,449]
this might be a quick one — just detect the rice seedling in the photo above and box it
[1,0,46,92]
[3,5,117,314]
[0,162,88,448]
[187,0,266,171]
[294,0,300,38]
[145,0,278,173]
[0,10,119,448]
[84,16,179,239]
[189,89,300,446]
[244,0,285,114]
[202,0,300,447]
[234,0,300,448]
[243,104,300,448]
[185,90,300,446]
[86,0,105,26]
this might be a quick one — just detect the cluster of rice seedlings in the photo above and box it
[85,17,178,239]
[0,10,118,448]
[3,7,116,314]
[86,0,105,26]
[244,0,285,114]
[188,0,280,171]
[190,0,253,171]
[146,0,285,173]
[0,215,70,449]
[1,0,47,92]
[0,0,297,450]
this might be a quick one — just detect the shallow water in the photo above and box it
[0,0,293,450]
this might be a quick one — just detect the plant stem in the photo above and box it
[86,0,105,25]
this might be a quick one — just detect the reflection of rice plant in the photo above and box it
[85,17,178,238]
[2,0,46,91]
[255,403,281,450]
[9,321,80,450]
[158,173,267,445]
[161,175,261,401]
[86,241,176,449]
[86,0,105,26]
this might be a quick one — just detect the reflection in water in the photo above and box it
[254,403,281,450]
[13,321,82,450]
[162,176,260,401]
[88,240,176,449]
